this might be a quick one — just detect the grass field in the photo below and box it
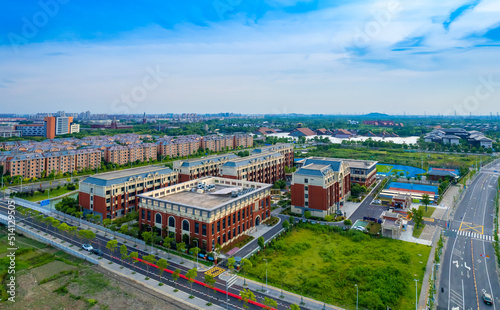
[418,206,436,218]
[303,147,490,170]
[412,224,426,238]
[376,165,393,173]
[246,223,430,310]
[21,185,79,202]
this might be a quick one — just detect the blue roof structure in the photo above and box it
[180,154,238,167]
[83,166,175,187]
[301,158,342,171]
[221,152,282,168]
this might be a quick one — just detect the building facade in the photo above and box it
[14,124,45,137]
[291,157,351,218]
[172,154,238,183]
[219,152,285,184]
[137,176,272,251]
[79,166,178,220]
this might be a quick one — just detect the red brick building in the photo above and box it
[138,177,272,251]
[79,166,178,220]
[291,158,351,218]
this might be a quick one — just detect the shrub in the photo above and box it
[343,219,352,225]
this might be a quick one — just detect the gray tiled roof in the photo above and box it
[82,166,175,187]
[180,154,238,167]
[222,152,282,168]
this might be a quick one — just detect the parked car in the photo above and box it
[92,248,103,256]
[82,244,93,252]
[482,292,493,305]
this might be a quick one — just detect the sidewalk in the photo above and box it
[18,221,219,310]
[51,213,211,272]
[220,272,343,310]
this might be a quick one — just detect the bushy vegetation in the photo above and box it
[246,222,430,310]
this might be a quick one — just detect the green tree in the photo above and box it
[172,268,181,291]
[120,224,129,235]
[421,193,431,212]
[163,235,174,259]
[142,231,153,250]
[78,229,96,246]
[106,239,118,258]
[290,304,301,310]
[130,251,139,273]
[240,288,256,309]
[214,243,222,262]
[257,236,265,250]
[75,211,83,225]
[264,297,278,310]
[282,220,290,230]
[177,242,186,263]
[156,258,169,285]
[289,216,295,226]
[304,211,312,219]
[191,246,201,263]
[143,254,157,276]
[409,207,424,229]
[119,244,128,268]
[204,274,216,303]
[227,256,236,274]
[185,268,198,298]
[240,258,252,286]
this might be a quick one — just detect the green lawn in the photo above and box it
[418,206,436,218]
[246,223,430,310]
[22,185,79,202]
[376,165,393,173]
[412,224,425,238]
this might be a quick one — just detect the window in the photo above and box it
[155,213,162,224]
[233,214,236,223]
[238,211,240,221]
[212,224,214,235]
[243,223,245,231]
[305,194,308,198]
[304,178,308,183]
[147,211,151,221]
[238,226,241,234]
[195,222,199,234]
[222,219,226,229]
[182,219,190,231]
[141,209,145,220]
[233,228,236,237]
[228,231,231,240]
[228,216,231,226]
[217,221,220,232]
[223,234,226,243]
[202,224,207,236]
[217,236,220,245]
[305,202,309,207]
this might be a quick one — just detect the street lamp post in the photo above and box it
[193,239,199,269]
[414,279,418,310]
[262,259,268,292]
[355,284,358,310]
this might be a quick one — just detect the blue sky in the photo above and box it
[1,0,499,115]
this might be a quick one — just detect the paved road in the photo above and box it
[437,164,500,310]
[348,179,386,222]
[0,202,306,310]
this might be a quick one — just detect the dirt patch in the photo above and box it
[32,260,77,283]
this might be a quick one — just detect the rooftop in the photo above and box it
[161,184,244,209]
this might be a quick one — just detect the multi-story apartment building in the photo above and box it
[291,157,351,218]
[233,134,253,149]
[251,143,294,167]
[14,124,45,137]
[219,152,285,184]
[4,153,46,179]
[79,166,178,220]
[105,146,129,165]
[3,149,101,178]
[173,154,238,183]
[138,176,272,251]
[201,135,234,152]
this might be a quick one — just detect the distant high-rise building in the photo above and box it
[44,116,74,139]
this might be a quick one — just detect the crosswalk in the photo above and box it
[450,229,494,241]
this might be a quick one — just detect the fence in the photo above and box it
[5,220,100,265]
[13,197,146,247]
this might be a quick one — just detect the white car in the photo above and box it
[82,244,93,251]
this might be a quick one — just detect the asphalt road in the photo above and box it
[0,201,304,310]
[437,164,500,310]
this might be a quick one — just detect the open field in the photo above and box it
[418,206,436,218]
[303,146,492,170]
[0,229,193,310]
[23,185,79,202]
[376,165,393,173]
[246,223,431,310]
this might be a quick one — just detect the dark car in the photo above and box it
[92,248,103,256]
[483,292,493,305]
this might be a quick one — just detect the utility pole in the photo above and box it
[414,279,418,310]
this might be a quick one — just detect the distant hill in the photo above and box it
[363,112,390,118]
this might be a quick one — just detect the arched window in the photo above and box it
[182,219,190,231]
[155,213,162,224]
[168,216,175,228]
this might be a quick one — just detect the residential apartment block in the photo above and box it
[251,143,294,167]
[138,176,272,251]
[219,152,285,184]
[3,149,101,178]
[173,154,238,183]
[291,157,351,218]
[79,166,178,220]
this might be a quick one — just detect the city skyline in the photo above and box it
[1,0,500,115]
